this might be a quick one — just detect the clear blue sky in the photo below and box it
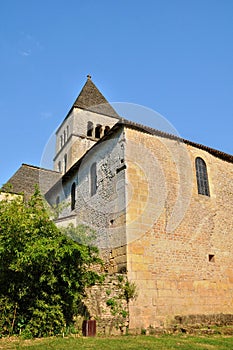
[0,0,233,187]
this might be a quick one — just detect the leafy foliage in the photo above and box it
[0,188,102,337]
[105,275,137,330]
[60,223,97,246]
[123,280,137,303]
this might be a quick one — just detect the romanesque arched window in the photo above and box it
[195,157,210,196]
[104,126,110,136]
[67,125,69,138]
[60,135,63,148]
[95,124,102,139]
[71,182,76,210]
[56,196,60,207]
[90,162,97,196]
[87,121,93,137]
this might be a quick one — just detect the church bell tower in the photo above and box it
[53,75,119,174]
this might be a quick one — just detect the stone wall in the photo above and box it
[50,127,128,272]
[0,191,22,201]
[48,121,233,332]
[125,126,233,331]
[82,273,129,335]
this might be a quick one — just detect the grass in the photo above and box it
[1,335,233,350]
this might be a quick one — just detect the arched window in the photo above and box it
[87,121,93,137]
[60,135,63,148]
[95,124,102,138]
[104,126,110,136]
[64,154,67,173]
[56,196,60,206]
[90,162,97,196]
[67,125,69,138]
[71,182,76,210]
[64,130,66,143]
[195,157,210,196]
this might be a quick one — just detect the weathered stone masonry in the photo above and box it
[48,127,128,274]
[50,120,233,331]
[125,126,233,330]
[6,76,233,333]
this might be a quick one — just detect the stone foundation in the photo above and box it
[81,274,130,335]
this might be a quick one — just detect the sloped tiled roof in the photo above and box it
[64,119,233,181]
[2,164,62,199]
[72,75,119,118]
[117,119,233,163]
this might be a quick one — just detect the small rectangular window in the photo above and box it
[208,254,215,262]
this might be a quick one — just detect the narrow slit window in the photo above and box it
[58,161,61,173]
[195,157,210,196]
[64,154,67,173]
[90,162,97,196]
[71,182,76,210]
[87,121,93,137]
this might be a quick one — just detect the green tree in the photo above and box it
[0,189,102,337]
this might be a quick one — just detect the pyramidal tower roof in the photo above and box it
[72,75,119,118]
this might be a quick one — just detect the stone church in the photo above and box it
[5,76,233,331]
